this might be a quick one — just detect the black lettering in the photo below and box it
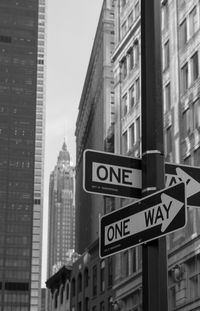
[123,219,130,236]
[97,165,108,181]
[122,169,132,185]
[107,226,114,241]
[110,167,121,183]
[144,209,155,227]
[115,222,122,239]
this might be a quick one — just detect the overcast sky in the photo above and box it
[42,0,103,286]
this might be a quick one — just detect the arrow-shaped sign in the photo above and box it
[165,167,200,199]
[100,182,186,258]
[105,193,184,246]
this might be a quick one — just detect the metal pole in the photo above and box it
[141,0,168,310]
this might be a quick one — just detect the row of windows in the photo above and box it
[71,259,113,299]
[181,51,199,95]
[120,2,140,39]
[182,98,200,137]
[121,40,139,80]
[122,116,140,154]
[179,5,199,49]
[122,77,140,117]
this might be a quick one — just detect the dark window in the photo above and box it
[123,251,129,277]
[78,273,82,293]
[100,260,105,292]
[163,40,170,70]
[84,268,89,287]
[108,257,113,287]
[191,51,199,82]
[164,83,171,112]
[0,35,12,43]
[181,63,188,94]
[71,278,75,297]
[93,265,97,297]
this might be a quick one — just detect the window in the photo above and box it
[85,298,89,311]
[128,11,133,28]
[129,85,135,108]
[135,78,140,103]
[108,257,113,287]
[192,99,200,130]
[189,6,198,38]
[132,247,137,273]
[163,40,170,70]
[71,278,75,297]
[134,40,139,65]
[129,47,134,70]
[121,21,127,38]
[122,131,128,154]
[122,94,128,116]
[181,63,188,94]
[100,301,105,311]
[191,51,199,82]
[166,126,172,154]
[130,123,135,147]
[123,251,129,277]
[121,57,127,79]
[92,265,97,297]
[100,260,105,292]
[162,1,169,30]
[136,117,140,142]
[84,268,89,287]
[164,83,171,112]
[78,273,82,293]
[135,2,140,19]
[179,19,187,48]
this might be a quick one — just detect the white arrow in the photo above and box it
[104,193,184,246]
[165,167,200,199]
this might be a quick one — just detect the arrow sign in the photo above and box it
[165,163,200,207]
[100,182,186,258]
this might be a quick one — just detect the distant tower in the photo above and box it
[47,141,75,278]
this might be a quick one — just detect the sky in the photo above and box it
[42,0,103,286]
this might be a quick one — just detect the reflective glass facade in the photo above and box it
[0,1,45,310]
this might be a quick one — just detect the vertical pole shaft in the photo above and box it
[141,0,168,310]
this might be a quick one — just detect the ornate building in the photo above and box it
[75,0,115,254]
[47,142,75,279]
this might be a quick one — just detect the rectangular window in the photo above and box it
[121,57,127,79]
[92,265,97,297]
[136,117,140,142]
[189,6,198,37]
[122,94,128,116]
[130,123,135,147]
[163,40,170,70]
[129,85,135,108]
[123,251,129,277]
[122,131,128,154]
[191,51,199,82]
[100,260,105,292]
[166,126,172,154]
[162,1,169,30]
[164,83,171,112]
[129,47,134,70]
[181,62,188,94]
[136,78,140,103]
[134,41,139,65]
[179,19,187,48]
[192,99,200,130]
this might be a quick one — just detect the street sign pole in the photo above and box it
[141,0,168,310]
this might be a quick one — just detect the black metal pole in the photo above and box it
[141,0,168,310]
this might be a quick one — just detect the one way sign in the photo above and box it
[100,182,186,258]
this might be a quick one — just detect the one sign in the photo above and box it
[83,149,200,204]
[165,163,200,207]
[100,182,186,258]
[83,149,141,198]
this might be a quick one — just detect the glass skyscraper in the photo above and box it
[0,0,45,310]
